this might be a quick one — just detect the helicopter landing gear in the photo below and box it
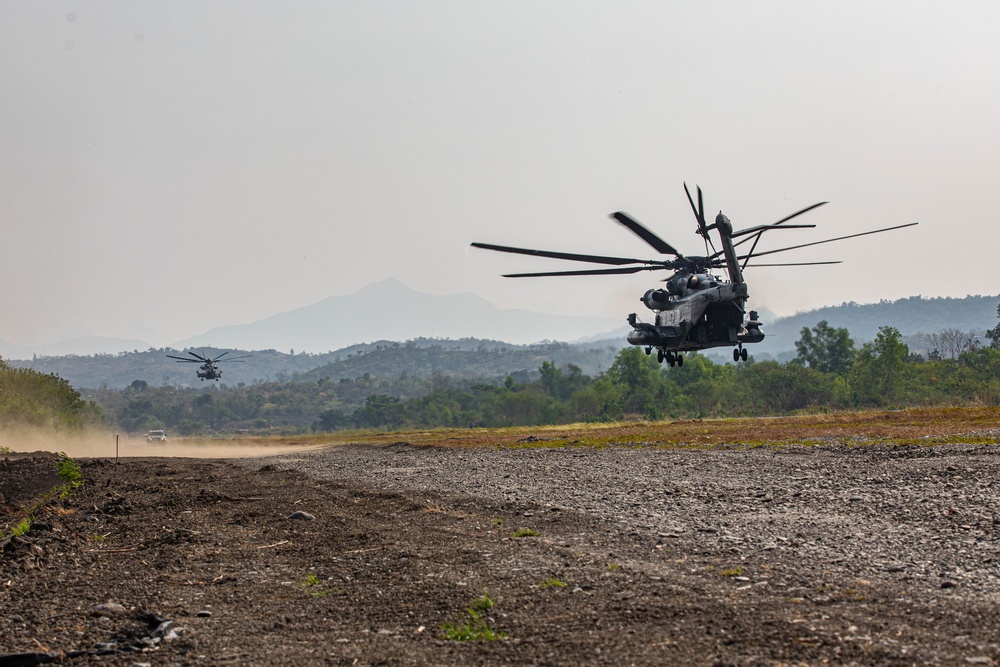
[645,347,652,355]
[657,350,664,363]
[661,351,683,367]
[733,345,748,362]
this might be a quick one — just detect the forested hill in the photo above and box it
[298,341,622,384]
[9,295,1000,389]
[751,294,1000,357]
[11,339,624,390]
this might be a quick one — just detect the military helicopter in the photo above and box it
[472,184,917,366]
[166,350,250,381]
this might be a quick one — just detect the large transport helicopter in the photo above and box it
[166,350,250,381]
[472,184,917,366]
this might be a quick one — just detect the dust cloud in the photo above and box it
[0,429,329,459]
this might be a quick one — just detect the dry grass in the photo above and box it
[173,406,1000,451]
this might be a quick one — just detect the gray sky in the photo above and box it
[2,1,998,348]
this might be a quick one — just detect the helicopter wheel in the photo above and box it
[733,348,740,362]
[657,350,664,363]
[677,354,683,367]
[741,348,748,362]
[645,347,652,355]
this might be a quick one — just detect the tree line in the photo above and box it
[0,359,102,430]
[88,311,1000,436]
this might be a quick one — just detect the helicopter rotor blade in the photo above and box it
[502,265,667,278]
[684,183,717,256]
[725,202,831,254]
[185,351,209,362]
[730,223,815,238]
[683,182,706,233]
[216,356,251,362]
[471,242,658,267]
[771,201,829,226]
[734,225,817,267]
[166,355,201,362]
[697,186,717,255]
[738,222,918,262]
[742,260,844,267]
[609,212,682,256]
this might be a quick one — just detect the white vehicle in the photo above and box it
[146,430,167,442]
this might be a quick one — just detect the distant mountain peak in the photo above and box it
[349,278,495,311]
[353,277,414,296]
[172,279,621,353]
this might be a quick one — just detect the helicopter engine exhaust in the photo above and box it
[641,288,671,311]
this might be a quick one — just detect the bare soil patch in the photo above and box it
[2,410,1000,665]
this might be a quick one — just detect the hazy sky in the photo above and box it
[2,1,998,348]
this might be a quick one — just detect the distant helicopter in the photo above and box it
[166,350,250,381]
[472,184,917,366]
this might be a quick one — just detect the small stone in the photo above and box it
[93,602,126,616]
[849,496,862,502]
[196,610,213,618]
[965,657,993,665]
[287,511,315,521]
[941,580,957,589]
[152,620,177,640]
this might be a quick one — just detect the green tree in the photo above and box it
[794,320,855,374]
[605,347,661,417]
[0,360,101,429]
[741,361,838,413]
[985,303,1000,349]
[850,326,909,406]
[539,361,588,400]
[353,394,402,429]
[315,408,347,432]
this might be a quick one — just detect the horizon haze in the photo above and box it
[2,278,997,360]
[3,3,998,349]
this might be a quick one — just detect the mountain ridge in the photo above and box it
[5,281,998,364]
[171,278,623,353]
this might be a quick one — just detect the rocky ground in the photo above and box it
[2,431,1000,665]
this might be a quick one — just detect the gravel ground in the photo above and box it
[247,441,1000,662]
[3,438,1000,665]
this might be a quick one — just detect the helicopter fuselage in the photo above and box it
[626,271,763,357]
[196,364,222,381]
[624,212,762,364]
[168,350,248,380]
